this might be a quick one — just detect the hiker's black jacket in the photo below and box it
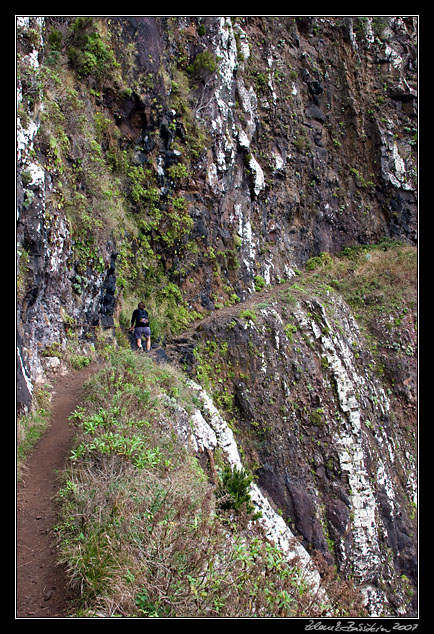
[131,309,149,328]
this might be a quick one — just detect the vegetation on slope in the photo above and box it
[55,348,366,618]
[18,16,207,341]
[17,16,416,616]
[191,240,417,427]
[184,241,417,615]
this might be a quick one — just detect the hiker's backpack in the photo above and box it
[137,308,149,326]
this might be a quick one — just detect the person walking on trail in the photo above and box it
[129,302,151,352]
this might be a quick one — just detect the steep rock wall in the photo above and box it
[17,16,417,409]
[173,259,417,616]
[17,17,122,407]
[169,16,417,303]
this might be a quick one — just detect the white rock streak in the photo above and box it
[296,297,395,615]
[185,380,323,594]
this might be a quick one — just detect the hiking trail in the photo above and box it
[17,365,95,618]
[16,280,291,618]
[164,280,294,355]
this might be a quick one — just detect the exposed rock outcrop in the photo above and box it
[169,251,417,615]
[17,17,417,407]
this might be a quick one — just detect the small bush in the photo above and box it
[67,18,119,82]
[186,49,217,81]
[167,163,189,182]
[254,274,266,292]
[216,465,260,520]
[310,408,325,426]
[284,323,297,342]
[47,27,62,52]
[70,354,91,370]
[306,252,333,271]
[239,309,257,324]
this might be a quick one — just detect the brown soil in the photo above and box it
[16,364,95,618]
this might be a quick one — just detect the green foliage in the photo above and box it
[186,49,217,81]
[41,341,62,358]
[154,281,201,336]
[167,162,189,182]
[23,16,414,617]
[35,32,201,339]
[239,308,257,324]
[136,587,170,617]
[216,465,260,520]
[169,68,210,160]
[306,252,333,271]
[67,18,119,82]
[305,242,416,326]
[17,406,50,475]
[70,355,91,370]
[254,274,266,292]
[297,242,417,389]
[55,348,367,618]
[293,131,310,152]
[284,323,297,342]
[160,195,194,247]
[310,408,325,426]
[349,167,375,189]
[17,383,53,477]
[47,27,62,51]
[66,351,182,471]
[193,340,235,413]
[372,16,389,38]
[254,71,269,94]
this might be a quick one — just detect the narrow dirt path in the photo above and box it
[163,280,295,367]
[16,280,294,618]
[16,364,95,618]
[171,280,294,342]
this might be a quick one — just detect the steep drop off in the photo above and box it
[167,243,417,616]
[16,16,417,617]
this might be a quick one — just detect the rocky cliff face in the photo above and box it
[171,243,417,616]
[16,16,417,616]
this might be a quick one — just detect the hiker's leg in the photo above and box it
[143,327,151,351]
[135,327,145,349]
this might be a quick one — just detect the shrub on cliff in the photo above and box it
[186,49,217,82]
[216,465,261,521]
[67,17,120,82]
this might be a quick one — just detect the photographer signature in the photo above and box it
[305,622,418,633]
